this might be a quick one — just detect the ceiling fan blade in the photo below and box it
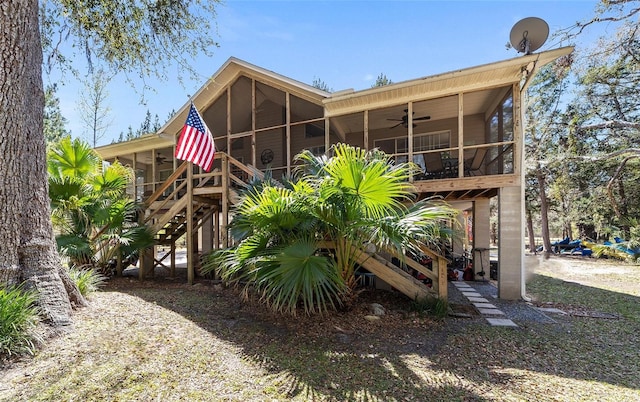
[390,122,403,129]
[414,115,431,121]
[386,118,403,122]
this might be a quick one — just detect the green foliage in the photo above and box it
[371,73,393,87]
[311,77,332,92]
[43,83,70,144]
[409,296,448,319]
[48,136,101,179]
[78,68,112,147]
[0,286,41,356]
[589,219,640,262]
[203,143,457,315]
[68,267,106,296]
[47,137,154,274]
[41,0,221,84]
[113,109,163,143]
[525,15,640,245]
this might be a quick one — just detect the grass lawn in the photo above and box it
[1,256,639,401]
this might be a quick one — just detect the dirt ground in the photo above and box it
[525,253,640,296]
[1,255,638,401]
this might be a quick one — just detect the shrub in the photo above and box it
[68,267,105,296]
[0,286,41,356]
[410,296,449,319]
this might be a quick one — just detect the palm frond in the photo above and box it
[47,137,100,179]
[253,239,346,315]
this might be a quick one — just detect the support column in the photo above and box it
[187,163,195,285]
[214,204,220,250]
[170,242,176,278]
[221,155,229,248]
[472,198,491,281]
[201,214,214,255]
[498,186,525,300]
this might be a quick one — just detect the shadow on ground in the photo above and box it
[100,265,640,400]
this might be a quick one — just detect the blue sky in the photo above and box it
[49,0,607,146]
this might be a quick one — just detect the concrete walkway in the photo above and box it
[451,281,518,327]
[448,280,555,327]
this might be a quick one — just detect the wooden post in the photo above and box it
[437,256,448,299]
[214,202,220,250]
[363,110,369,150]
[221,154,229,248]
[285,93,291,176]
[251,79,257,168]
[116,245,123,277]
[187,163,195,285]
[170,241,176,278]
[324,117,330,153]
[458,93,464,178]
[407,102,414,182]
[138,251,144,280]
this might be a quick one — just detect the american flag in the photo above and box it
[175,103,216,171]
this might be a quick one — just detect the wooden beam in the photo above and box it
[171,242,176,278]
[221,154,229,248]
[317,241,438,300]
[324,117,330,153]
[457,93,464,178]
[328,117,347,142]
[408,102,414,182]
[193,195,218,205]
[355,253,431,300]
[286,92,291,176]
[251,79,256,168]
[144,161,188,207]
[414,174,519,193]
[363,110,369,150]
[149,197,188,233]
[226,87,231,155]
[513,83,523,176]
[193,187,223,196]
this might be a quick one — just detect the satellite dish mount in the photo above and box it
[509,17,549,55]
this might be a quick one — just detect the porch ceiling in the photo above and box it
[421,188,499,202]
[331,89,500,133]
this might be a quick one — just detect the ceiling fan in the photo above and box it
[387,109,431,128]
[155,153,167,164]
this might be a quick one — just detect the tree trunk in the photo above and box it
[617,180,630,239]
[536,168,553,258]
[526,209,537,253]
[0,0,85,326]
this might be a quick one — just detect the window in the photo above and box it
[414,131,450,151]
[308,145,326,156]
[305,123,324,138]
[375,131,450,154]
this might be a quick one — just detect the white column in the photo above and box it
[472,198,491,280]
[498,185,525,299]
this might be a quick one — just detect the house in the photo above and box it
[95,46,573,301]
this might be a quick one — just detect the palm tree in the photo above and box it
[48,137,154,274]
[203,143,457,315]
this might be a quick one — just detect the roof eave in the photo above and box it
[156,57,331,139]
[323,46,574,116]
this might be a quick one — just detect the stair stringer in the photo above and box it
[354,250,435,300]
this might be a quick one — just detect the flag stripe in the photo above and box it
[175,104,216,171]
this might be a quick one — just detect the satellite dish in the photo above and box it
[509,17,549,55]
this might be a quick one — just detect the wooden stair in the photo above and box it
[137,153,450,301]
[138,153,262,282]
[319,241,449,300]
